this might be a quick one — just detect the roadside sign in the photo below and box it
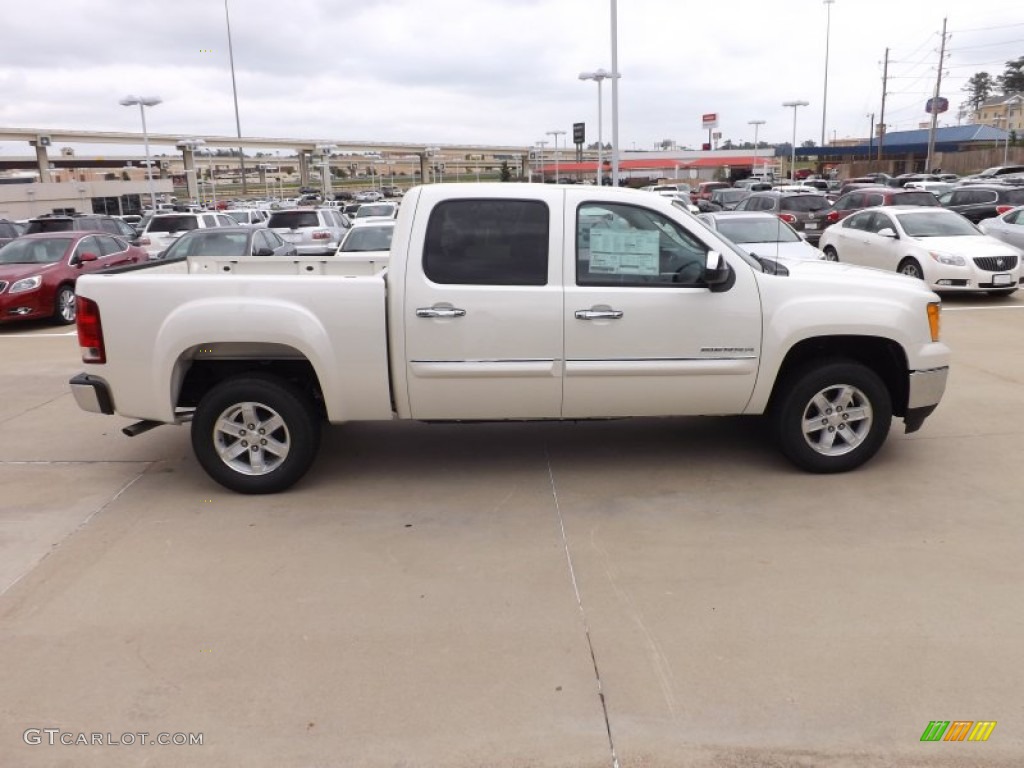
[925,97,949,115]
[573,122,585,145]
[702,113,719,129]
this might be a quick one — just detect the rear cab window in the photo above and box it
[423,199,549,285]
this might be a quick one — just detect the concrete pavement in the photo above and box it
[1,297,1022,767]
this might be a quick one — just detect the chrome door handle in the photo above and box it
[575,309,623,320]
[416,307,466,318]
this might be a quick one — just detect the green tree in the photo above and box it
[801,139,817,148]
[963,72,995,111]
[499,160,511,182]
[997,57,1024,94]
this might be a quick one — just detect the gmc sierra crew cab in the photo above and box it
[68,183,950,493]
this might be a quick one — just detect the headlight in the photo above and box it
[928,251,965,266]
[9,275,42,293]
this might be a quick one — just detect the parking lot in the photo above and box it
[1,295,1023,767]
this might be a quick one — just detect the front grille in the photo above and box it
[0,281,7,293]
[974,255,1019,271]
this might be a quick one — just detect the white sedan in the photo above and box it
[979,205,1024,250]
[818,206,1022,296]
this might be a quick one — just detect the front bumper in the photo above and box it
[904,366,949,433]
[69,372,114,415]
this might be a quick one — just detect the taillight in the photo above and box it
[312,230,330,240]
[77,297,106,364]
[778,213,797,224]
[826,210,839,223]
[996,205,1013,215]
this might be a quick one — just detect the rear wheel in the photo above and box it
[772,360,892,473]
[191,375,320,494]
[898,258,924,280]
[54,284,76,325]
[822,246,839,262]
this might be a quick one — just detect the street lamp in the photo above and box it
[534,140,548,181]
[609,0,621,186]
[315,143,336,198]
[579,68,621,186]
[546,130,566,182]
[120,95,161,211]
[748,119,765,174]
[782,100,810,180]
[821,0,836,149]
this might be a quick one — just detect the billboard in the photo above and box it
[701,113,718,129]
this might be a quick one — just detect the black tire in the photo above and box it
[191,374,321,494]
[54,284,76,325]
[771,360,892,473]
[822,246,839,262]
[898,258,924,280]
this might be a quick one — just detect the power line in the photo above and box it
[949,21,1024,34]
[947,39,1024,52]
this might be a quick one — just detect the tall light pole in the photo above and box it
[546,130,566,182]
[748,119,765,174]
[609,0,621,186]
[821,0,835,149]
[580,68,621,186]
[120,95,161,211]
[782,100,809,180]
[224,0,247,194]
[535,140,548,181]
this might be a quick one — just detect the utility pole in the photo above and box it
[878,47,889,163]
[925,17,949,173]
[868,113,875,161]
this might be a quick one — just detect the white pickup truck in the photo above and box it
[69,184,950,493]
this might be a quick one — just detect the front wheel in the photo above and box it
[191,375,321,494]
[54,285,76,325]
[771,360,892,473]
[898,258,924,280]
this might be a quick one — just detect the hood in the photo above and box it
[740,241,822,261]
[772,257,939,299]
[0,261,62,282]
[912,235,1023,258]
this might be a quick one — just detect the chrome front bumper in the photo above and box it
[904,366,949,433]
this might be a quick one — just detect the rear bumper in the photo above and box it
[69,372,114,415]
[904,366,949,433]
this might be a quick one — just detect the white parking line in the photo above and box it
[0,330,77,338]
[943,304,1024,312]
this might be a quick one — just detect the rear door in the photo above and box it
[402,189,564,419]
[561,191,761,418]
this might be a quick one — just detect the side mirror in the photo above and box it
[878,227,898,239]
[703,251,733,292]
[254,247,274,257]
[78,252,99,263]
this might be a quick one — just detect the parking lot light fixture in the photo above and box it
[821,0,836,149]
[546,130,566,182]
[748,120,766,172]
[579,69,620,186]
[120,95,161,211]
[782,101,809,180]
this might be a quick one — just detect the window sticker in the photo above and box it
[589,229,660,275]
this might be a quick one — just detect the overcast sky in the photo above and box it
[1,0,1021,157]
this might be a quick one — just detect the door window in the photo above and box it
[576,202,708,287]
[96,235,123,256]
[74,236,101,260]
[844,211,873,231]
[423,199,549,285]
[202,215,218,227]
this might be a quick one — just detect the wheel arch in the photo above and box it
[767,335,910,417]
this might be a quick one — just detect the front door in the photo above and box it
[403,190,565,419]
[561,193,762,418]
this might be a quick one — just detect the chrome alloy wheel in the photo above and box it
[212,401,291,475]
[800,384,874,457]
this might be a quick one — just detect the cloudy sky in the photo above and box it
[0,0,1021,157]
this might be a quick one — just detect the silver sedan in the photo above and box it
[979,205,1024,250]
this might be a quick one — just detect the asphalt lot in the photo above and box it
[2,294,1023,767]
